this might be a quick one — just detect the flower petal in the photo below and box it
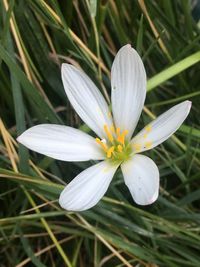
[59,161,119,211]
[62,64,113,139]
[17,124,104,161]
[131,100,192,153]
[111,44,146,140]
[121,154,159,205]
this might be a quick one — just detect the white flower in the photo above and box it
[17,45,191,211]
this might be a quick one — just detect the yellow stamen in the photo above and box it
[95,138,108,152]
[117,145,123,152]
[145,125,152,133]
[117,130,129,145]
[117,135,124,144]
[107,146,115,158]
[104,125,114,142]
[116,127,120,136]
[133,143,141,152]
[123,130,129,135]
[96,125,130,159]
[108,111,112,118]
[144,141,152,149]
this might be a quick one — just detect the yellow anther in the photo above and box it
[95,138,108,152]
[117,135,124,144]
[116,127,120,136]
[108,111,112,118]
[133,143,141,152]
[117,130,129,145]
[104,125,114,143]
[144,141,152,149]
[117,145,123,153]
[96,138,101,144]
[145,125,152,133]
[123,130,129,136]
[107,146,115,158]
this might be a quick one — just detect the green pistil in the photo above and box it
[108,142,132,164]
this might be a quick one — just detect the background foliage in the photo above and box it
[0,0,200,266]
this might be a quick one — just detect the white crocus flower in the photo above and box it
[17,45,191,211]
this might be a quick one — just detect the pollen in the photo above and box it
[132,143,141,152]
[144,141,152,149]
[145,125,152,133]
[143,133,148,139]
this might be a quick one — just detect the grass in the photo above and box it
[0,0,200,266]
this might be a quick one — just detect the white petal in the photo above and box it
[17,124,104,161]
[111,44,146,140]
[121,154,159,205]
[59,161,118,211]
[62,64,113,139]
[131,101,192,153]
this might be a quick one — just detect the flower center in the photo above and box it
[96,125,132,163]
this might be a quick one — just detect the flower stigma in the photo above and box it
[96,125,132,163]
